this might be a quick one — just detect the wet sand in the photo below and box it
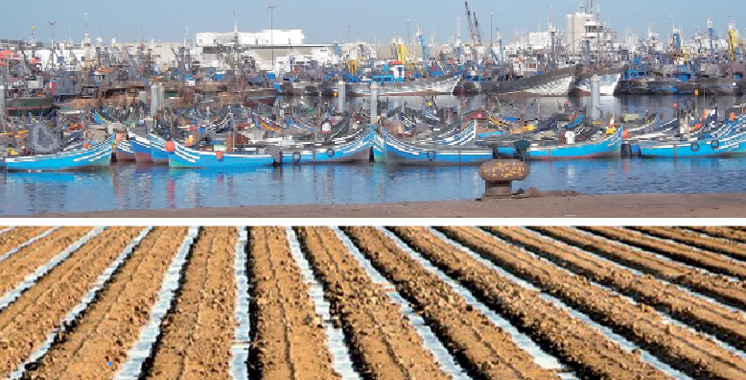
[9,193,746,218]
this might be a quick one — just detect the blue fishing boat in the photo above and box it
[5,136,114,171]
[638,125,746,158]
[371,121,477,163]
[494,127,623,161]
[148,133,170,165]
[276,131,372,164]
[424,121,478,146]
[130,136,154,163]
[372,128,386,162]
[381,128,493,166]
[115,140,136,162]
[169,141,276,168]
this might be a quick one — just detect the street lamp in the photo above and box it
[406,19,410,45]
[267,5,275,72]
[490,12,493,48]
[49,21,56,70]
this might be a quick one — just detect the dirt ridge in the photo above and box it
[0,227,92,297]
[628,227,746,262]
[345,226,561,380]
[248,227,340,380]
[491,227,746,351]
[146,227,237,380]
[26,227,188,380]
[580,227,746,280]
[295,226,452,380]
[443,226,746,380]
[391,227,673,380]
[529,227,746,312]
[0,227,144,378]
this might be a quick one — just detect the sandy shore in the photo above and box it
[8,193,746,218]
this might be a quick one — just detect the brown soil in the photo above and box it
[390,227,672,380]
[27,227,188,380]
[581,227,746,280]
[628,227,746,262]
[441,227,746,380]
[0,227,144,378]
[0,227,93,296]
[0,227,53,255]
[685,226,746,245]
[248,227,340,380]
[294,227,452,380]
[146,227,237,380]
[344,227,560,380]
[530,227,746,311]
[490,227,746,350]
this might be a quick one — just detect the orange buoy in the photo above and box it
[83,143,91,149]
[216,151,224,160]
[622,130,629,139]
[165,141,176,152]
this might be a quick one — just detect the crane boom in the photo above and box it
[464,1,477,45]
[473,11,482,43]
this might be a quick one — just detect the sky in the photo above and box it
[0,0,744,46]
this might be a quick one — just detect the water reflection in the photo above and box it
[4,157,746,215]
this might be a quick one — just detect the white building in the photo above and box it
[195,29,304,47]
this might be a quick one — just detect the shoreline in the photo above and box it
[6,193,746,218]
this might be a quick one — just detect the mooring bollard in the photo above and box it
[479,159,530,199]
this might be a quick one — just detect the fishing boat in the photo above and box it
[115,139,136,162]
[570,66,627,96]
[423,120,478,146]
[481,65,582,96]
[638,120,746,158]
[129,135,154,163]
[380,127,493,166]
[275,131,371,165]
[4,135,114,171]
[494,126,624,161]
[169,141,276,168]
[345,73,461,97]
[371,120,478,163]
[148,133,171,165]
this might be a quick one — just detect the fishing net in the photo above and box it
[26,123,63,154]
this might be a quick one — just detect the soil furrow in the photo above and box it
[294,227,452,380]
[0,227,144,378]
[248,227,340,380]
[530,227,746,311]
[391,226,671,380]
[0,227,52,257]
[146,227,237,380]
[345,226,560,380]
[579,227,746,280]
[491,227,746,351]
[443,226,746,380]
[684,226,746,245]
[26,227,188,380]
[628,227,746,262]
[0,227,92,296]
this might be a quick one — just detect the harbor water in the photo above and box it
[2,95,745,216]
[3,157,746,216]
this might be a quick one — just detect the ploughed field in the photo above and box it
[0,226,745,380]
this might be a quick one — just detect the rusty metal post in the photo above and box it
[479,159,530,199]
